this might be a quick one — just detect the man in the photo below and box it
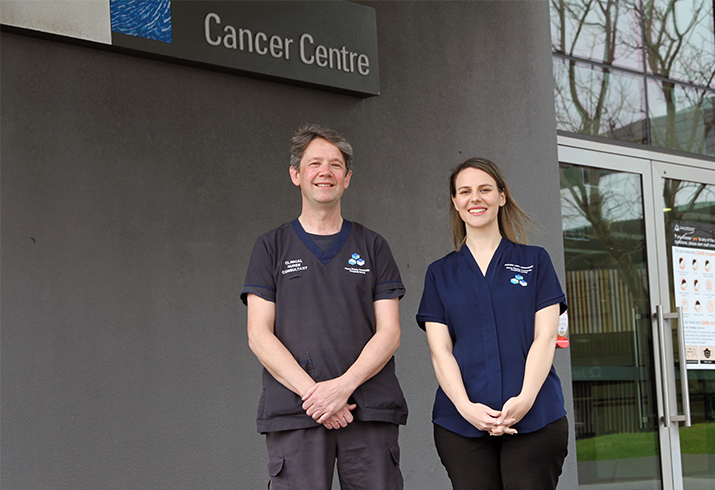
[241,124,408,489]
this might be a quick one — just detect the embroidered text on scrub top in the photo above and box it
[282,259,308,274]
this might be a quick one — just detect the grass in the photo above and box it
[576,421,715,461]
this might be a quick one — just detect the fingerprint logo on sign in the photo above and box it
[111,0,173,43]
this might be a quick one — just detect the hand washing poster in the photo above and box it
[672,221,715,370]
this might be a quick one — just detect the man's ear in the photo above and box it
[289,166,300,187]
[343,170,352,190]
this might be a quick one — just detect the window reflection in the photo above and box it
[550,0,643,70]
[664,180,715,218]
[551,0,715,158]
[641,0,715,88]
[648,80,715,155]
[554,58,647,143]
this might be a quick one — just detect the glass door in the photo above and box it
[559,148,663,489]
[559,139,715,489]
[650,162,715,490]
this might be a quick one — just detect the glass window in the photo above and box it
[551,0,715,158]
[648,79,715,156]
[641,0,715,88]
[554,57,648,143]
[550,0,643,70]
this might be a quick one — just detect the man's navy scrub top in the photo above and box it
[416,238,567,437]
[242,219,408,433]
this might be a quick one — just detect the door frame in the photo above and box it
[558,135,715,490]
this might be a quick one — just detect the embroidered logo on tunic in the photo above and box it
[345,253,370,274]
[505,263,532,287]
[510,274,528,287]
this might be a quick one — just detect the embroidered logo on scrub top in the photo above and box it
[345,253,371,275]
[504,263,533,286]
[348,253,365,266]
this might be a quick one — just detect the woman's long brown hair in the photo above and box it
[449,158,537,250]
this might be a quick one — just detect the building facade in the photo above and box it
[2,1,713,489]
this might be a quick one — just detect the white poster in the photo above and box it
[672,221,715,370]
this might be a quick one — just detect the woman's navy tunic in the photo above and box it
[416,238,567,437]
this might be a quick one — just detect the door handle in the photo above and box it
[673,306,692,427]
[655,305,691,427]
[655,305,672,428]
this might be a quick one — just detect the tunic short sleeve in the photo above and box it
[535,247,568,315]
[416,264,447,330]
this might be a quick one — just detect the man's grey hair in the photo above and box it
[289,123,354,174]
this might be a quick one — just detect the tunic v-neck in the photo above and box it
[463,237,506,278]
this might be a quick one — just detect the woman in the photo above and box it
[416,158,568,490]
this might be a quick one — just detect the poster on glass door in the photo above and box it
[671,221,715,370]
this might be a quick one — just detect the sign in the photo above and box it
[671,221,715,370]
[110,1,380,96]
[557,311,569,348]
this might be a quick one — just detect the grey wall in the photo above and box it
[1,1,577,489]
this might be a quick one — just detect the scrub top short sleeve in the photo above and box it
[241,229,280,305]
[372,237,406,301]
